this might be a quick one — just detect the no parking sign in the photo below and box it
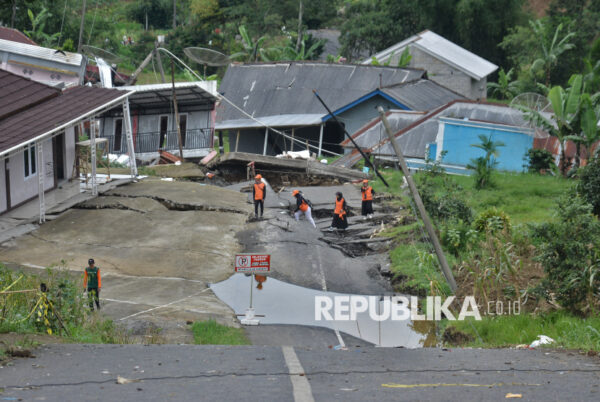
[235,254,270,272]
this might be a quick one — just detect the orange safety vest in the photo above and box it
[334,198,346,217]
[254,182,265,200]
[299,198,309,212]
[362,186,373,201]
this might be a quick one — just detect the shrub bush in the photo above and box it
[473,207,511,233]
[531,195,600,313]
[577,156,600,216]
[525,148,555,173]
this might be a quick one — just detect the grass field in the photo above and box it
[190,320,250,345]
[446,312,600,351]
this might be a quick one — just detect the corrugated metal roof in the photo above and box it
[0,69,60,120]
[0,27,37,46]
[0,85,130,156]
[216,114,324,130]
[380,79,464,111]
[362,30,498,80]
[216,62,425,123]
[0,38,83,67]
[117,81,218,110]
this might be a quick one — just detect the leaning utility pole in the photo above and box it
[377,106,457,293]
[77,0,87,53]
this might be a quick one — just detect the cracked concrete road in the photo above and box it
[0,180,253,341]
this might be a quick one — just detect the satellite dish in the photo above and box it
[508,92,552,138]
[81,45,122,64]
[184,47,231,67]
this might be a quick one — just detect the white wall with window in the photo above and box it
[7,139,54,208]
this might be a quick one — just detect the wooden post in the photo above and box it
[171,59,184,160]
[218,132,224,154]
[263,127,269,156]
[235,130,240,152]
[318,123,324,157]
[377,106,457,293]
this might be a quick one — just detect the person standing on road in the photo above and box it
[329,192,348,231]
[292,190,316,228]
[83,258,101,311]
[361,179,375,219]
[253,174,266,219]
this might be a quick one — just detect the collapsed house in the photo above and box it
[0,70,134,218]
[97,81,218,161]
[0,35,86,87]
[363,30,498,100]
[335,100,554,173]
[215,62,464,157]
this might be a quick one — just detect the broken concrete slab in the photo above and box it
[106,180,253,215]
[77,195,168,213]
[208,152,368,182]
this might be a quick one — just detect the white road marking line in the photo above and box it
[102,298,140,305]
[118,288,211,321]
[282,346,315,402]
[17,263,205,283]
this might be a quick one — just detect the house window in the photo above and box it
[114,118,123,152]
[23,143,36,178]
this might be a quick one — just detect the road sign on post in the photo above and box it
[235,254,270,325]
[235,254,270,273]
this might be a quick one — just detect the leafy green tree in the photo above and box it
[578,156,600,216]
[24,7,59,47]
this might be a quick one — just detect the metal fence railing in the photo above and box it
[102,129,212,154]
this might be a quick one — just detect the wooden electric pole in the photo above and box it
[377,106,457,293]
[77,0,87,53]
[172,0,177,29]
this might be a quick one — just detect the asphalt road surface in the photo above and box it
[1,344,599,401]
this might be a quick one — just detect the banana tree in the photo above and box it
[230,26,268,62]
[524,74,584,175]
[576,95,600,161]
[530,21,575,86]
[487,68,520,100]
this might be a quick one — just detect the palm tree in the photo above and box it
[467,135,505,189]
[530,20,575,86]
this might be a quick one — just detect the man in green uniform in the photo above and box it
[84,258,101,310]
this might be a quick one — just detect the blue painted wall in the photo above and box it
[440,122,532,172]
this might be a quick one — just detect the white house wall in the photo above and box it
[0,161,6,213]
[8,139,54,208]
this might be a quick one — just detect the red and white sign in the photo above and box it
[235,254,271,272]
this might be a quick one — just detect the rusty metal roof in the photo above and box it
[0,69,60,120]
[0,75,131,156]
[0,27,37,46]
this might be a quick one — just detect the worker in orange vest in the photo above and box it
[292,190,316,228]
[253,174,266,219]
[328,191,348,231]
[361,179,375,219]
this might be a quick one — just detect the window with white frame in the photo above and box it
[23,143,37,178]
